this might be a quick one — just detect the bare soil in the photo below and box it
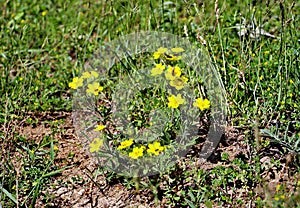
[6,111,299,207]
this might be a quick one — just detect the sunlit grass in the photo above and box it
[0,0,299,207]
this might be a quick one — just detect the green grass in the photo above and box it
[1,0,299,207]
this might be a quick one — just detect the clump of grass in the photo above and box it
[0,118,71,207]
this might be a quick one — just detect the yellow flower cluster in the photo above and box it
[86,46,211,159]
[116,138,168,159]
[68,70,104,96]
[274,195,285,201]
[151,47,211,111]
[151,47,188,91]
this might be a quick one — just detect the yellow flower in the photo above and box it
[68,77,84,89]
[147,141,164,155]
[153,47,168,59]
[151,67,163,76]
[294,103,298,108]
[267,87,271,91]
[53,145,59,151]
[89,138,103,153]
[276,184,281,192]
[165,54,181,61]
[91,71,99,78]
[94,124,105,131]
[274,196,279,201]
[157,47,168,53]
[81,71,92,79]
[290,79,294,84]
[260,75,263,80]
[165,65,181,80]
[171,47,184,53]
[193,98,210,111]
[151,63,166,76]
[129,146,145,159]
[264,51,270,55]
[86,82,103,95]
[153,52,161,59]
[117,139,134,150]
[156,63,166,69]
[167,94,185,108]
[42,11,47,16]
[169,76,188,90]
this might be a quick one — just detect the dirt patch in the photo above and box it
[10,112,157,207]
[3,111,299,207]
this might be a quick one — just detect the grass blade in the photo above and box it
[0,185,17,204]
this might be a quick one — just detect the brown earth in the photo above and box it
[3,111,299,207]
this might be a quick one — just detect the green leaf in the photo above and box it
[184,198,196,208]
[14,12,24,21]
[42,165,73,178]
[0,185,17,204]
[188,190,196,202]
[174,196,180,201]
[50,139,55,161]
